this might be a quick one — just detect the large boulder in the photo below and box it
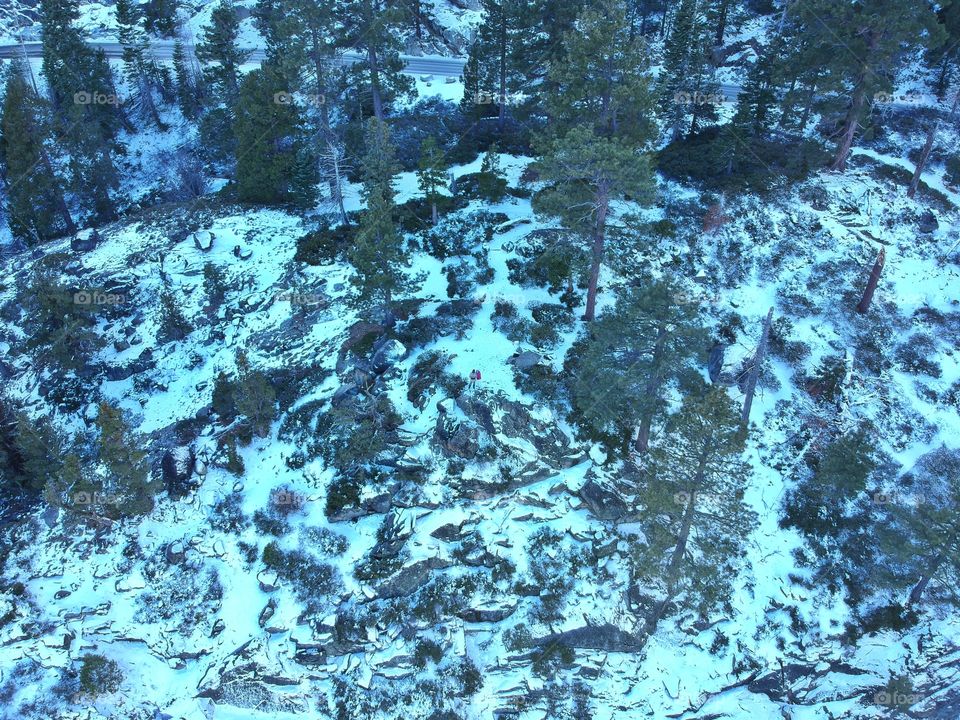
[536,623,643,652]
[578,479,629,521]
[71,228,100,252]
[370,338,407,375]
[376,557,452,599]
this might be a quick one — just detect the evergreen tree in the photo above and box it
[876,448,960,608]
[790,0,943,170]
[634,385,756,635]
[94,402,157,517]
[930,0,960,100]
[39,0,124,221]
[172,39,201,118]
[116,0,165,127]
[730,38,782,138]
[340,0,415,120]
[416,136,448,224]
[462,0,536,129]
[657,0,720,139]
[144,0,179,37]
[233,64,314,205]
[0,63,76,244]
[196,0,247,106]
[535,1,657,321]
[477,144,507,201]
[349,119,406,306]
[569,280,706,454]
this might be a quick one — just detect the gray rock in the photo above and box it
[456,604,517,623]
[258,598,277,628]
[71,228,100,252]
[578,479,629,521]
[370,338,407,374]
[918,210,939,234]
[511,350,542,370]
[537,623,642,652]
[376,558,452,599]
[162,445,197,499]
[430,522,466,541]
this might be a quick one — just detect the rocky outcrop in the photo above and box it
[375,558,452,599]
[536,623,643,652]
[577,479,629,521]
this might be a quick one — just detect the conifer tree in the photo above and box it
[657,0,720,139]
[172,39,201,118]
[350,119,406,306]
[635,385,756,635]
[478,144,506,201]
[233,65,314,205]
[416,136,448,224]
[341,0,414,120]
[94,402,157,517]
[144,0,179,37]
[196,0,247,105]
[569,280,706,453]
[0,64,76,244]
[535,0,657,321]
[462,0,536,129]
[116,0,165,127]
[790,0,943,170]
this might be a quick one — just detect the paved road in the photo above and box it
[0,40,468,77]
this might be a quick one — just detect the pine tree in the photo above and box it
[634,385,756,635]
[196,0,247,105]
[233,64,312,205]
[569,280,706,453]
[143,0,179,37]
[172,40,201,118]
[730,38,782,138]
[790,0,943,170]
[876,448,960,608]
[416,136,448,224]
[340,0,415,120]
[0,63,76,244]
[94,402,157,517]
[116,0,165,128]
[535,0,657,322]
[478,144,506,201]
[463,0,536,130]
[349,119,406,306]
[657,0,720,139]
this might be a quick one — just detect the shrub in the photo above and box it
[325,475,363,518]
[157,287,192,343]
[78,655,122,697]
[294,222,357,265]
[413,639,444,667]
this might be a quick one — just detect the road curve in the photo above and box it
[0,40,467,77]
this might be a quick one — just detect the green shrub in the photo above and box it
[79,655,122,697]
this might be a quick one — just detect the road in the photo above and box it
[0,40,468,77]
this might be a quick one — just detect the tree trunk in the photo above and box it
[582,182,610,321]
[498,14,507,132]
[368,45,385,121]
[831,34,876,172]
[740,307,773,428]
[714,0,729,46]
[907,549,947,607]
[328,140,349,226]
[634,326,669,453]
[907,121,938,199]
[855,248,885,314]
[643,444,710,637]
[431,200,438,225]
[797,76,818,132]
